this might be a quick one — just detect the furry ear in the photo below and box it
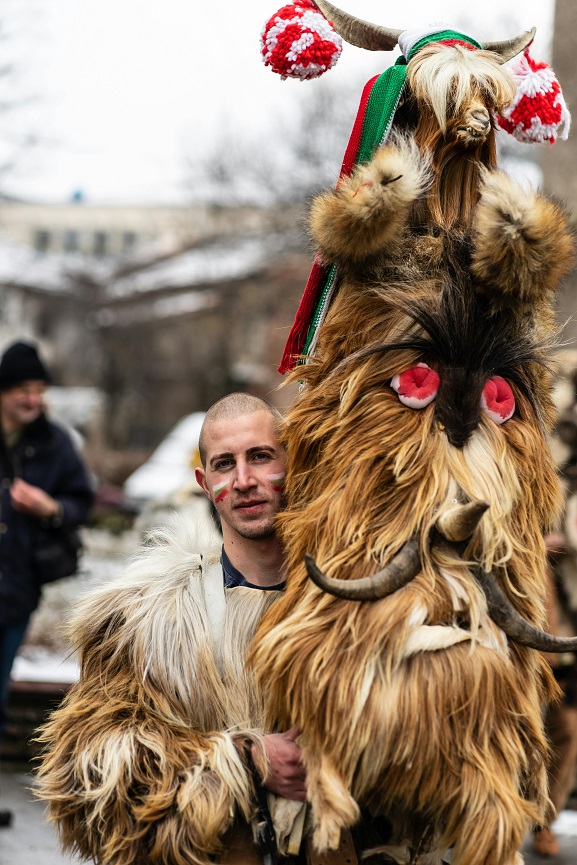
[309,140,430,262]
[470,169,575,312]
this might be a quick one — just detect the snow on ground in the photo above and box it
[554,809,577,836]
[123,412,205,501]
[11,649,79,684]
[107,236,286,298]
[13,530,136,683]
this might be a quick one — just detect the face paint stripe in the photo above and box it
[267,472,286,491]
[212,481,229,503]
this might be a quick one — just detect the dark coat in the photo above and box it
[0,414,94,627]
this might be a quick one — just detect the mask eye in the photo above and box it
[481,376,515,424]
[390,363,440,409]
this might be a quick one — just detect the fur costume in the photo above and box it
[35,512,284,865]
[251,9,577,862]
[248,136,576,865]
[279,9,538,373]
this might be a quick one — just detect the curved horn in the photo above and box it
[476,567,577,652]
[436,500,489,543]
[481,27,536,64]
[305,538,421,601]
[313,0,402,52]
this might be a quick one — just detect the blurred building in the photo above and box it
[0,197,289,259]
[0,196,308,477]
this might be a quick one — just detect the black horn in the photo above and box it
[476,566,577,652]
[313,0,402,52]
[305,538,421,601]
[436,500,489,543]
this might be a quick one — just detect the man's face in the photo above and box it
[0,380,46,432]
[196,410,286,542]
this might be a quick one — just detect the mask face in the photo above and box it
[249,143,574,863]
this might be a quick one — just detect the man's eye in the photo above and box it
[215,460,233,470]
[252,452,271,462]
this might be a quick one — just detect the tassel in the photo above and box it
[261,1,342,80]
[496,47,571,144]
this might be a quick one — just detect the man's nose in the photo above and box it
[233,461,257,489]
[24,394,43,408]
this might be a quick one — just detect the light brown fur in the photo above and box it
[400,44,516,231]
[248,141,575,864]
[35,515,282,865]
[471,168,576,313]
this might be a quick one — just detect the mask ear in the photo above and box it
[481,376,515,424]
[390,362,440,408]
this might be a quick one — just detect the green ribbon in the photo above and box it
[300,30,482,362]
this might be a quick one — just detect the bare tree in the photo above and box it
[0,1,42,195]
[187,73,369,207]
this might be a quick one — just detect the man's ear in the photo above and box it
[195,467,211,499]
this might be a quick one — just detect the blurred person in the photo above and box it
[35,393,310,865]
[0,341,94,829]
[532,353,577,857]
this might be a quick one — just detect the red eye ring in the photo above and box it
[390,363,440,409]
[481,376,515,424]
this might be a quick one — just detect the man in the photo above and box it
[195,394,305,805]
[36,393,307,864]
[0,340,94,828]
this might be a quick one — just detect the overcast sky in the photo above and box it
[0,0,555,204]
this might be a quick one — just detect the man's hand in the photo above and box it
[254,727,307,801]
[545,531,567,566]
[10,478,60,520]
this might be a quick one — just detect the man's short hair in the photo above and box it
[199,393,284,467]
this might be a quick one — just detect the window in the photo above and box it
[64,230,79,253]
[34,229,51,253]
[93,231,108,257]
[122,231,137,252]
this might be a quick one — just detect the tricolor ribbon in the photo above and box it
[278,31,481,374]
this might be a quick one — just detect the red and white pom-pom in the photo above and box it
[481,376,515,424]
[496,47,571,144]
[261,1,343,80]
[390,363,440,409]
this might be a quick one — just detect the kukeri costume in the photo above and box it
[250,5,577,865]
[35,513,308,865]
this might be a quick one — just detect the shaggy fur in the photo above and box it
[248,141,575,865]
[35,511,282,865]
[394,44,517,231]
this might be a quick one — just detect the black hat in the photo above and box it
[0,341,51,391]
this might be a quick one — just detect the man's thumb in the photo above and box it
[285,725,301,740]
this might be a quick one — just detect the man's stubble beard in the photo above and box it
[234,522,277,542]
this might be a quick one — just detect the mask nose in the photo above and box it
[470,109,490,132]
[434,370,482,447]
